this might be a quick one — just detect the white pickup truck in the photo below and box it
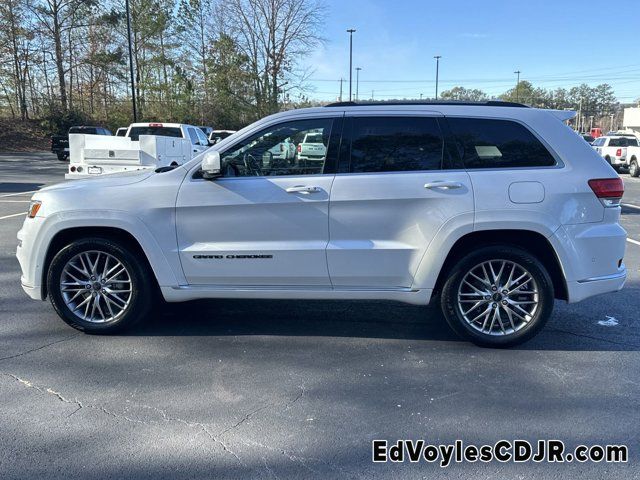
[66,122,211,179]
[591,134,640,174]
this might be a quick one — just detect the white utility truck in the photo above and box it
[66,122,210,179]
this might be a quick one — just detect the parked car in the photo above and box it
[591,134,640,172]
[115,127,128,137]
[208,129,236,145]
[66,122,209,179]
[127,123,210,154]
[590,127,603,138]
[296,130,327,167]
[51,126,112,161]
[18,101,626,348]
[581,133,595,144]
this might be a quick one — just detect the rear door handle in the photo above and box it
[286,185,321,194]
[424,181,463,190]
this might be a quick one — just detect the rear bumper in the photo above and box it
[566,269,626,303]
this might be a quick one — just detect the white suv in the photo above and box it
[16,101,627,347]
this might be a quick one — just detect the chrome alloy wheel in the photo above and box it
[457,259,539,336]
[60,250,133,323]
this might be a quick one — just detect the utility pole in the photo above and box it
[420,93,423,100]
[371,90,374,100]
[355,67,362,101]
[514,70,521,102]
[434,55,441,99]
[339,78,343,101]
[577,98,583,132]
[347,29,356,101]
[125,0,137,122]
[610,113,615,132]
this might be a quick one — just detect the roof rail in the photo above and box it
[324,100,529,108]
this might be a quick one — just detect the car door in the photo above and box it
[186,127,207,155]
[327,113,474,288]
[176,115,342,286]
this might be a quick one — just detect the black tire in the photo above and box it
[440,245,554,348]
[56,153,68,162]
[47,237,153,334]
[629,159,639,177]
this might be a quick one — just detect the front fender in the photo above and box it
[23,210,182,299]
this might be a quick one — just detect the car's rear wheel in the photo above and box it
[440,246,554,348]
[629,159,639,177]
[56,153,68,162]
[47,237,152,333]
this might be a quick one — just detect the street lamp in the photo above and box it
[434,55,442,99]
[514,70,521,102]
[125,0,137,121]
[347,29,356,101]
[355,67,362,101]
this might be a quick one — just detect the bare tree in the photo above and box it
[221,0,324,116]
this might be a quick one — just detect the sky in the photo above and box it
[300,0,640,103]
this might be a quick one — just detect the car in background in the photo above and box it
[51,126,112,161]
[296,131,327,166]
[127,123,210,155]
[591,134,639,171]
[208,129,236,145]
[115,127,127,137]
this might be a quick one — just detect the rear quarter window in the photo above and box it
[447,117,556,169]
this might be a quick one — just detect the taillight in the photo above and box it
[149,123,163,127]
[616,148,622,157]
[588,178,624,207]
[297,144,302,153]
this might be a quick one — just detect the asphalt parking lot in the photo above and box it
[0,152,639,479]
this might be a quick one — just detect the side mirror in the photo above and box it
[201,151,222,179]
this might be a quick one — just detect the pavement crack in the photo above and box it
[0,333,80,362]
[285,385,305,410]
[547,327,639,349]
[219,404,272,436]
[3,372,147,425]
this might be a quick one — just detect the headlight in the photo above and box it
[27,200,42,218]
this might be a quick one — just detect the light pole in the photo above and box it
[514,70,521,102]
[434,55,441,99]
[355,67,362,101]
[125,0,137,121]
[347,29,356,101]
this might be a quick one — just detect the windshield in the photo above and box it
[128,126,182,141]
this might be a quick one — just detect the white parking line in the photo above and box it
[0,212,25,220]
[627,238,640,247]
[0,200,30,203]
[622,203,640,210]
[0,190,37,198]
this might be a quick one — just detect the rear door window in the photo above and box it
[348,116,444,173]
[447,117,556,169]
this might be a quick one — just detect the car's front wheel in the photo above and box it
[47,237,153,333]
[440,246,554,348]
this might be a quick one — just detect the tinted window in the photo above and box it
[69,127,98,134]
[128,126,182,141]
[609,137,638,147]
[221,118,334,177]
[349,117,443,173]
[448,118,556,169]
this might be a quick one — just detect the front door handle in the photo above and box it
[286,185,321,194]
[424,181,463,190]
